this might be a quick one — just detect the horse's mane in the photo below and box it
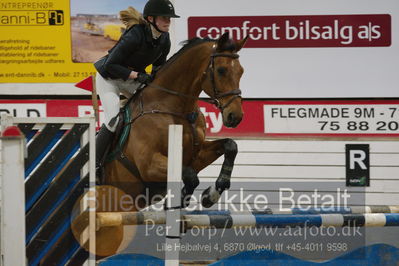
[157,37,214,72]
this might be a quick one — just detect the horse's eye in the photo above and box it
[217,67,227,76]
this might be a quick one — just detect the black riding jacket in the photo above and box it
[94,23,170,80]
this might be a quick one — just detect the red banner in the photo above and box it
[188,14,391,47]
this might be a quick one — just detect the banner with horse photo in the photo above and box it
[0,0,148,83]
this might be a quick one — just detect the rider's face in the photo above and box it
[149,16,171,32]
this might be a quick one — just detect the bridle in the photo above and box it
[148,50,242,112]
[206,52,242,111]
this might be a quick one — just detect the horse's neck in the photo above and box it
[145,43,212,112]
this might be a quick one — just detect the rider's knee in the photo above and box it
[106,115,120,132]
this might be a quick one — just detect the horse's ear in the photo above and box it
[235,36,248,52]
[216,32,230,51]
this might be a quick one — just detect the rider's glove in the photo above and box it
[136,72,153,84]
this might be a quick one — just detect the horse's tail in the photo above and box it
[119,6,146,29]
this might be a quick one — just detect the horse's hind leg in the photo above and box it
[192,138,238,208]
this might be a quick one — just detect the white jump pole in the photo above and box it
[0,126,26,266]
[165,125,182,266]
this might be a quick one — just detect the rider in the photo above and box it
[94,0,180,175]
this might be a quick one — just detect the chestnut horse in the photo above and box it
[95,33,247,256]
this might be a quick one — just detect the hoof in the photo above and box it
[201,186,220,208]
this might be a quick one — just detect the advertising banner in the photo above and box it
[175,0,399,98]
[0,0,146,84]
[1,0,398,98]
[189,14,391,47]
[2,99,399,137]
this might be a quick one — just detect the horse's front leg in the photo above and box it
[181,166,199,208]
[192,138,238,208]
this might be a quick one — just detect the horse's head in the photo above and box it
[202,33,247,128]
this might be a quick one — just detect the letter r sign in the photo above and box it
[346,144,370,186]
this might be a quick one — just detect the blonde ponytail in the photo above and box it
[119,6,147,29]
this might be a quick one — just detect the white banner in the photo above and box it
[173,0,399,98]
[264,104,399,134]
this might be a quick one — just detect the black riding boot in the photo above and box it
[96,124,114,183]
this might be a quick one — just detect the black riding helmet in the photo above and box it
[143,0,180,18]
